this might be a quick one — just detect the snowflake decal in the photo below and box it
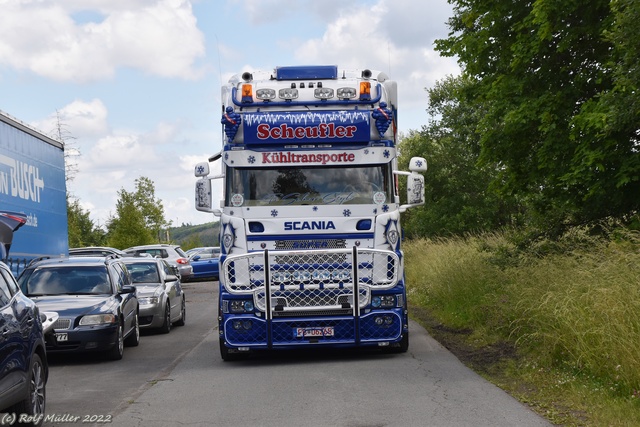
[343,209,351,217]
[382,204,389,212]
[313,206,318,212]
[383,149,390,158]
[271,209,279,217]
[196,165,206,175]
[248,155,256,164]
[415,159,424,168]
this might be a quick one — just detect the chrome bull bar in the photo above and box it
[221,247,400,318]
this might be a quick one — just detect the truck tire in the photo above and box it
[388,332,409,354]
[219,338,245,361]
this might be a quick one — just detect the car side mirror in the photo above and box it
[165,274,178,282]
[192,255,201,261]
[120,285,136,294]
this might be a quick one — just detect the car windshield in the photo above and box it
[225,164,394,207]
[125,262,161,284]
[23,266,111,296]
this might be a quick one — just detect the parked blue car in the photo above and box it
[17,256,140,361]
[188,247,220,281]
[0,261,49,424]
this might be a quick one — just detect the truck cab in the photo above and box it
[195,65,426,360]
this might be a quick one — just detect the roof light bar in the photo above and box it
[279,88,299,100]
[337,87,356,99]
[256,88,276,101]
[314,87,334,100]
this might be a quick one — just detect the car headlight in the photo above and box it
[139,296,160,305]
[79,314,117,326]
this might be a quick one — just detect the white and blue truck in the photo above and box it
[0,111,68,275]
[194,66,426,360]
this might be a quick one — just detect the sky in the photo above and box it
[0,0,459,229]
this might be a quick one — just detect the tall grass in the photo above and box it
[404,229,640,397]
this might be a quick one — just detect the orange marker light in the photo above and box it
[241,84,253,103]
[359,81,371,101]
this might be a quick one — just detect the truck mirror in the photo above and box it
[409,157,427,173]
[406,173,425,206]
[194,162,210,177]
[195,178,213,212]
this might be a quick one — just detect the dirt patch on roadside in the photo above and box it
[409,303,517,374]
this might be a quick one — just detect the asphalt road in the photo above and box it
[41,280,551,427]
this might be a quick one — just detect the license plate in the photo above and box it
[55,333,68,342]
[294,327,334,338]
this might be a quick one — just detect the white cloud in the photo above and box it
[31,99,109,140]
[3,0,459,229]
[292,0,459,124]
[0,0,205,82]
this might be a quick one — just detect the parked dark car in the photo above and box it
[122,257,186,333]
[17,256,139,360]
[0,261,48,424]
[188,247,220,281]
[124,244,193,281]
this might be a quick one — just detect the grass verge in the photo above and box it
[405,229,640,426]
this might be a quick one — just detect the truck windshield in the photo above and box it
[226,164,394,207]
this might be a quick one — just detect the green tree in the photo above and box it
[435,0,639,233]
[67,197,105,247]
[132,176,170,241]
[399,75,521,237]
[106,189,153,249]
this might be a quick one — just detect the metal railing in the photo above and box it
[2,257,31,277]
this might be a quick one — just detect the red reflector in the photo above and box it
[176,258,188,264]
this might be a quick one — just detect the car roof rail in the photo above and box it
[104,254,120,263]
[26,255,54,267]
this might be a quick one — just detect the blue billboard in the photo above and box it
[0,116,68,267]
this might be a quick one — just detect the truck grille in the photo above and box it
[222,248,399,315]
[274,239,347,250]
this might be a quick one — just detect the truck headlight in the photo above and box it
[230,300,254,313]
[371,295,396,308]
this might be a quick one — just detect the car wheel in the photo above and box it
[174,297,186,326]
[10,353,46,425]
[107,323,124,360]
[124,312,140,347]
[159,302,171,334]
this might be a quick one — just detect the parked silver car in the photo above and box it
[123,244,193,281]
[123,257,186,333]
